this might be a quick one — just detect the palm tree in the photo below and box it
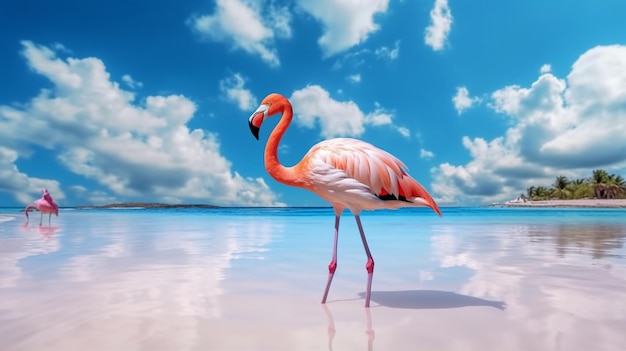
[590,169,609,199]
[551,175,570,199]
[613,175,626,198]
[522,169,625,201]
[535,186,550,200]
[605,174,626,199]
[568,178,593,199]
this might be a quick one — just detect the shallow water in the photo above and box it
[1,207,625,351]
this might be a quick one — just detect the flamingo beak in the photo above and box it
[249,115,260,140]
[248,103,269,140]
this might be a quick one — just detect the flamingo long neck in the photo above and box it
[265,103,301,186]
[24,205,35,219]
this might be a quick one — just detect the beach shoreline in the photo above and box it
[493,199,626,208]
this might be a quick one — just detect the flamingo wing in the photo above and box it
[304,138,440,214]
[41,191,59,215]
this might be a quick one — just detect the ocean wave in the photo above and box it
[0,215,16,223]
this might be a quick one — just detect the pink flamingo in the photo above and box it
[25,188,59,226]
[248,93,441,308]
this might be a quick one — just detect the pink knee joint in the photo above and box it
[328,261,337,274]
[365,258,374,273]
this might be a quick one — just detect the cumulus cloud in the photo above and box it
[424,0,453,51]
[452,86,481,114]
[69,185,118,205]
[432,45,626,205]
[289,85,408,138]
[219,73,257,110]
[0,146,64,204]
[0,41,284,206]
[187,0,292,67]
[297,0,390,57]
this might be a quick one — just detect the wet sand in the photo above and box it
[0,208,625,350]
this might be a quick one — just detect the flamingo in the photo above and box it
[24,188,59,226]
[248,93,442,308]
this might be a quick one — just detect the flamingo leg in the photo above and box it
[321,215,340,304]
[39,212,43,226]
[355,215,374,308]
[48,213,52,225]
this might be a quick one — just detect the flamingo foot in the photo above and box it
[321,260,337,304]
[364,258,374,308]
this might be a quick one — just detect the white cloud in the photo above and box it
[365,102,393,125]
[121,74,143,89]
[188,0,291,67]
[397,127,410,138]
[51,42,71,54]
[424,0,453,51]
[0,41,285,207]
[219,73,257,110]
[347,74,361,83]
[289,85,407,138]
[70,185,118,205]
[420,148,435,159]
[297,0,390,57]
[452,86,480,114]
[375,40,400,60]
[266,2,293,38]
[540,64,552,74]
[0,146,65,204]
[431,45,626,205]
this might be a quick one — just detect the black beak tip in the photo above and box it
[249,121,260,140]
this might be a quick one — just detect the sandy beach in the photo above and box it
[496,199,626,208]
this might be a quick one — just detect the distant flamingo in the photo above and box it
[24,188,59,226]
[248,93,441,308]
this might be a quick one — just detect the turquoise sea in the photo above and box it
[1,207,625,351]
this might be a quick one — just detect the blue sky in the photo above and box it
[1,0,625,207]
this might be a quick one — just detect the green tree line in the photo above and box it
[525,169,626,201]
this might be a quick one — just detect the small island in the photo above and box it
[75,202,219,209]
[497,169,626,208]
[496,199,626,208]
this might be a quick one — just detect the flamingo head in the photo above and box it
[248,93,287,140]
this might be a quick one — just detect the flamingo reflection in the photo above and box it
[19,223,61,255]
[322,304,375,351]
[37,225,60,240]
